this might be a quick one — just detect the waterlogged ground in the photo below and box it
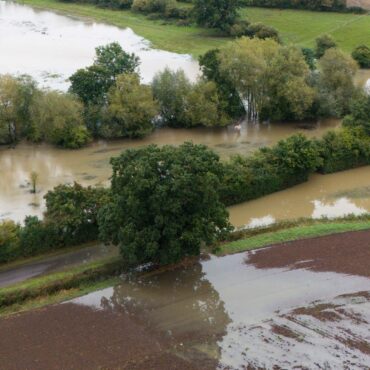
[1,230,369,369]
[0,0,199,89]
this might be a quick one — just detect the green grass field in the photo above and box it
[19,0,370,56]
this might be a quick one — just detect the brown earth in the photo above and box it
[0,303,205,370]
[347,0,370,9]
[247,229,370,277]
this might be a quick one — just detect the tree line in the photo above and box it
[1,97,369,265]
[1,34,368,148]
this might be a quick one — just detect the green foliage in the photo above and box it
[104,73,158,138]
[317,48,358,117]
[69,42,139,105]
[30,91,90,148]
[44,183,110,245]
[343,93,370,135]
[301,47,316,70]
[152,68,231,127]
[352,45,370,68]
[193,0,240,31]
[243,0,347,12]
[151,68,191,127]
[183,80,230,127]
[0,75,38,145]
[221,134,321,204]
[317,129,370,173]
[199,49,245,118]
[98,142,231,266]
[0,221,21,263]
[315,34,337,58]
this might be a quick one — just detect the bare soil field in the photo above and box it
[1,230,369,369]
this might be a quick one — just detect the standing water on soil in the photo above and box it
[69,230,370,369]
[0,0,199,90]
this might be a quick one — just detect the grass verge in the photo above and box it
[0,256,122,313]
[217,218,370,255]
[18,0,370,56]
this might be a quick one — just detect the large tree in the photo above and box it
[98,142,231,266]
[193,0,240,31]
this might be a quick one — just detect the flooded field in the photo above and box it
[0,0,199,89]
[2,230,369,369]
[0,119,345,223]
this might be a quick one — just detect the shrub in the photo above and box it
[317,129,370,174]
[352,45,370,68]
[0,220,20,263]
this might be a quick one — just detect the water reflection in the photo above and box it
[0,0,199,90]
[70,251,370,368]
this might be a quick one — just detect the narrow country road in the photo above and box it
[0,244,118,288]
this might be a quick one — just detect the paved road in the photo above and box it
[0,244,118,288]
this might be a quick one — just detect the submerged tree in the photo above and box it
[30,171,39,194]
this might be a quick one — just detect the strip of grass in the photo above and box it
[218,220,370,255]
[18,0,370,56]
[0,256,122,311]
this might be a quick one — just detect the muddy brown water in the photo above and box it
[1,121,369,227]
[0,118,357,225]
[2,230,369,369]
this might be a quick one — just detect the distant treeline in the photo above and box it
[240,0,366,12]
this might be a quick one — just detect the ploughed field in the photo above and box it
[1,230,370,369]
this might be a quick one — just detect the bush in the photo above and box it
[352,45,370,68]
[221,134,321,205]
[343,93,370,135]
[317,129,370,174]
[246,22,280,42]
[0,220,21,263]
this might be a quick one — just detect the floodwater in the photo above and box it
[0,0,199,89]
[69,230,370,369]
[229,166,370,227]
[0,119,344,223]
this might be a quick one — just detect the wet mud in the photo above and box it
[1,230,370,369]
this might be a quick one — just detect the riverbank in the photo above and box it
[1,226,369,368]
[1,216,369,316]
[18,0,370,55]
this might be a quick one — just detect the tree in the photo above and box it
[317,48,358,117]
[30,91,90,148]
[193,0,240,31]
[261,46,316,121]
[44,183,110,245]
[219,37,280,121]
[301,47,316,70]
[104,73,158,138]
[0,75,37,144]
[343,93,370,135]
[69,42,139,105]
[151,68,191,127]
[352,45,370,68]
[315,34,337,58]
[30,171,39,194]
[98,142,231,266]
[184,80,230,127]
[199,49,245,118]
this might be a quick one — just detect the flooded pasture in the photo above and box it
[0,119,349,224]
[2,230,369,369]
[0,0,199,90]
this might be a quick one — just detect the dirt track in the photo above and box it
[0,229,369,369]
